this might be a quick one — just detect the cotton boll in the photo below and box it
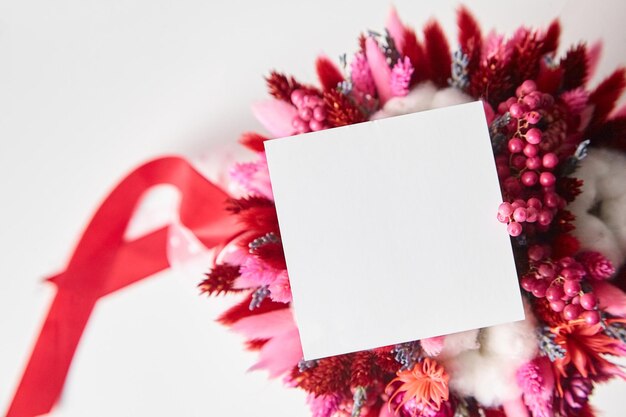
[430,87,473,109]
[442,303,537,407]
[480,319,537,361]
[572,213,623,265]
[445,350,521,406]
[571,148,626,269]
[438,329,480,360]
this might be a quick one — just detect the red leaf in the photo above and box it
[245,338,269,351]
[217,293,288,325]
[423,21,452,87]
[239,132,269,152]
[588,68,626,127]
[560,44,588,90]
[457,6,482,73]
[551,234,580,258]
[536,63,563,95]
[588,116,626,151]
[403,27,430,85]
[542,19,561,55]
[315,55,344,91]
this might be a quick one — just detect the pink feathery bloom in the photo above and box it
[516,358,554,417]
[421,336,445,357]
[560,88,589,115]
[351,52,376,96]
[390,56,414,97]
[307,393,341,417]
[235,254,283,288]
[483,30,513,63]
[578,251,615,280]
[268,270,292,303]
[230,152,274,200]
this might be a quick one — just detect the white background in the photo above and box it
[1,1,625,416]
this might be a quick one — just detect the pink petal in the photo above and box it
[386,7,405,54]
[591,281,626,317]
[249,329,303,378]
[365,37,394,105]
[231,308,297,340]
[251,99,297,138]
[503,396,530,417]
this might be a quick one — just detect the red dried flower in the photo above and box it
[199,263,241,295]
[239,132,269,152]
[323,89,367,127]
[266,71,304,102]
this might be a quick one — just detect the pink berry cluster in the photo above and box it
[290,89,328,134]
[494,80,566,237]
[497,198,559,237]
[520,244,600,324]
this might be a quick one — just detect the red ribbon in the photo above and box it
[6,156,239,417]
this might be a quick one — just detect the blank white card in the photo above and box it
[264,102,524,360]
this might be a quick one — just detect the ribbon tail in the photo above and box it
[6,288,97,417]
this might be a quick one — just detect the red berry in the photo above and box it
[546,285,564,302]
[507,221,523,237]
[538,264,555,279]
[550,300,566,312]
[563,280,581,297]
[526,128,542,145]
[521,171,538,187]
[521,276,536,292]
[542,153,559,169]
[513,207,528,222]
[528,245,544,261]
[580,293,597,310]
[563,303,582,320]
[526,156,542,170]
[539,172,556,187]
[582,310,600,325]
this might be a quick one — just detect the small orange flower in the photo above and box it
[552,319,626,393]
[388,358,450,412]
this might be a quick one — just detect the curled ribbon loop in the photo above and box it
[6,156,238,417]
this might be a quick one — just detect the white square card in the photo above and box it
[264,102,524,360]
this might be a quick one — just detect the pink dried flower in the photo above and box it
[421,336,445,357]
[268,271,292,303]
[483,30,513,63]
[230,153,274,200]
[578,251,615,280]
[516,358,554,417]
[235,255,283,288]
[351,52,376,96]
[307,393,340,417]
[390,56,414,97]
[560,88,589,115]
